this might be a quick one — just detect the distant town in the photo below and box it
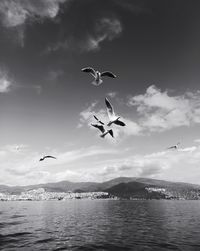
[1,186,200,201]
[0,188,113,201]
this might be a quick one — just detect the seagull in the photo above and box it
[105,98,126,127]
[167,142,180,150]
[39,156,57,161]
[81,67,116,86]
[16,146,20,151]
[91,124,114,138]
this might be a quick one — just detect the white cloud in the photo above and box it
[94,145,200,183]
[0,69,12,93]
[0,0,68,46]
[82,17,122,52]
[0,0,67,28]
[47,17,122,53]
[0,145,118,186]
[78,101,98,128]
[1,141,200,185]
[90,17,122,51]
[3,144,28,153]
[128,85,200,132]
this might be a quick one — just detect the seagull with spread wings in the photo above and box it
[105,98,126,127]
[39,155,57,161]
[81,67,116,86]
[167,142,180,150]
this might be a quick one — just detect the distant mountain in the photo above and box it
[105,181,166,199]
[1,177,200,199]
[0,181,99,194]
[104,179,200,200]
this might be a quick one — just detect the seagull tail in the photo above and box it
[100,132,108,138]
[91,79,102,86]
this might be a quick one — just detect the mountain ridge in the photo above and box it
[1,177,200,195]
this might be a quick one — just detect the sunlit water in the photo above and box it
[0,200,200,250]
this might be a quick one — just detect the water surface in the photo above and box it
[0,200,200,250]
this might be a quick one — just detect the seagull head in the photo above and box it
[96,71,101,77]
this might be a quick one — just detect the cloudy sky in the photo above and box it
[1,0,200,186]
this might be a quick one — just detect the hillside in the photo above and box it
[1,177,200,200]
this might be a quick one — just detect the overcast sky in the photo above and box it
[1,0,200,186]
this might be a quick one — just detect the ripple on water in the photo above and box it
[0,232,32,248]
[0,200,200,250]
[10,214,26,219]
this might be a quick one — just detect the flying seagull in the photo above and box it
[39,156,57,161]
[15,146,20,151]
[91,124,114,138]
[167,142,180,150]
[105,98,126,127]
[81,67,116,86]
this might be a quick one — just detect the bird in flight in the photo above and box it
[15,146,20,151]
[105,98,126,127]
[167,142,180,150]
[39,156,57,161]
[81,67,116,86]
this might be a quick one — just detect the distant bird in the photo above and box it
[91,124,114,138]
[167,142,180,150]
[105,98,126,127]
[39,156,57,161]
[14,145,25,152]
[81,67,116,86]
[93,115,104,125]
[16,146,20,151]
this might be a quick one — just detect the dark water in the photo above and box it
[0,200,200,250]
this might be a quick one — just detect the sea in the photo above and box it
[0,200,200,250]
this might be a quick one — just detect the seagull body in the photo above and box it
[81,67,116,86]
[39,155,57,161]
[167,142,180,150]
[91,123,114,138]
[105,98,126,127]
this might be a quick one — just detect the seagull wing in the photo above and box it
[91,124,105,133]
[94,115,99,121]
[44,155,57,159]
[114,120,126,126]
[167,146,175,150]
[105,98,115,120]
[93,115,104,125]
[108,129,114,138]
[81,67,96,77]
[101,71,116,78]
